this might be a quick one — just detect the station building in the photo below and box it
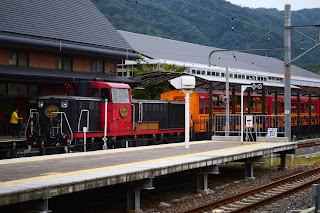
[0,0,139,136]
[118,30,320,88]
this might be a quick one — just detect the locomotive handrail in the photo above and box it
[52,112,73,143]
[138,102,143,122]
[132,104,135,130]
[25,109,40,138]
[78,109,89,132]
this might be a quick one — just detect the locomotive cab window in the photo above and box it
[100,88,111,102]
[112,88,130,103]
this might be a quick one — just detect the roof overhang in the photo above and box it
[0,33,140,60]
[130,71,320,95]
[0,65,140,86]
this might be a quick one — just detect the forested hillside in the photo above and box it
[92,0,320,71]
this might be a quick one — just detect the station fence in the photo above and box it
[214,114,286,138]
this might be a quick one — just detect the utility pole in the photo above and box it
[226,67,229,136]
[284,4,291,141]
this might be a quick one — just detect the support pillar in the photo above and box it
[308,93,312,138]
[262,86,266,115]
[197,173,208,192]
[232,84,236,114]
[297,92,301,138]
[127,179,154,213]
[247,88,251,113]
[278,150,295,170]
[242,156,264,179]
[197,165,219,193]
[245,162,254,179]
[209,83,213,138]
[275,89,278,115]
[127,188,140,212]
[24,198,50,213]
[279,152,287,170]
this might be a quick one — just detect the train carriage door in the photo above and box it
[99,87,111,131]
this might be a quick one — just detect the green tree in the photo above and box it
[130,54,186,99]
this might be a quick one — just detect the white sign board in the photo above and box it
[246,115,253,128]
[267,128,277,137]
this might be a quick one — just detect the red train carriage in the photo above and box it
[161,89,319,136]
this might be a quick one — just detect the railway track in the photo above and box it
[183,167,320,213]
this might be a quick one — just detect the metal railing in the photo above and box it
[214,114,241,135]
[214,114,285,138]
[254,115,285,137]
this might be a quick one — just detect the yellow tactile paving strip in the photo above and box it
[0,141,271,186]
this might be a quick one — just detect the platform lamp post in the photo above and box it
[170,76,196,149]
[102,99,108,150]
[241,85,250,145]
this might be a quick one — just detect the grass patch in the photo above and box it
[263,155,320,169]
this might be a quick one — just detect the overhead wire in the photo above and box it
[124,0,284,48]
[178,0,319,46]
[124,0,320,60]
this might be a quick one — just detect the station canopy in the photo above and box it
[130,71,320,96]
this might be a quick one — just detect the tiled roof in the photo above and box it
[0,0,133,51]
[119,30,320,79]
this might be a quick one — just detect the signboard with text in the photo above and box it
[246,115,253,128]
[267,128,277,137]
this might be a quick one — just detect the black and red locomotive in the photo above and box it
[26,81,185,148]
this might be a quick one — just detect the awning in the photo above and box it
[0,65,140,86]
[130,71,320,95]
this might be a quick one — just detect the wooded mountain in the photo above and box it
[92,0,320,70]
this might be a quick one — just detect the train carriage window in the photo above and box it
[199,100,204,114]
[101,88,111,102]
[205,101,210,114]
[111,88,129,103]
[291,100,297,113]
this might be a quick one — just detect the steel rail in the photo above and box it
[183,167,320,213]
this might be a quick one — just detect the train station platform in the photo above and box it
[0,140,297,212]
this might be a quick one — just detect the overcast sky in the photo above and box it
[226,0,319,11]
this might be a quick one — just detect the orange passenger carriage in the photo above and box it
[161,89,320,137]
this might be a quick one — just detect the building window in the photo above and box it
[56,56,72,71]
[9,50,29,67]
[91,59,104,73]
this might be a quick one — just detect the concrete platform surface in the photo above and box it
[0,140,297,206]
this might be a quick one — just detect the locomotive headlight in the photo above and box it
[61,100,68,108]
[38,101,44,108]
